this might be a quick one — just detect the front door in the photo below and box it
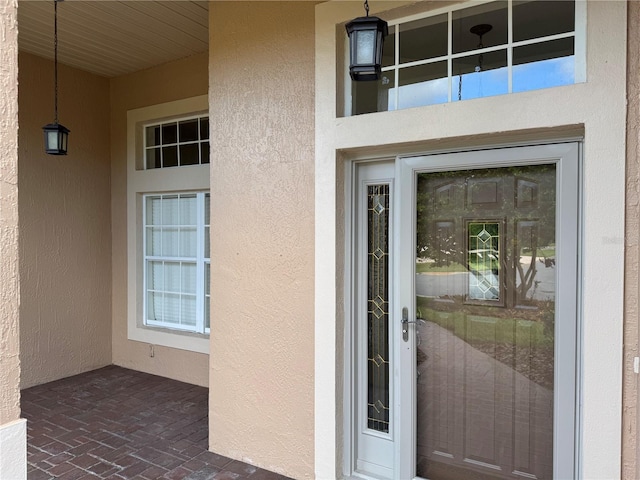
[353,143,579,480]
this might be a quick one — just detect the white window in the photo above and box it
[144,115,210,169]
[127,95,210,354]
[144,192,210,333]
[349,0,585,115]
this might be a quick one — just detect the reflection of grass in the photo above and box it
[416,297,552,348]
[522,247,555,258]
[415,261,467,273]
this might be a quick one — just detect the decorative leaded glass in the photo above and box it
[468,222,500,301]
[367,185,390,432]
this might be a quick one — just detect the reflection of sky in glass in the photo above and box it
[394,77,448,110]
[513,56,574,92]
[454,67,508,101]
[383,55,575,111]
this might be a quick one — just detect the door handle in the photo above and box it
[400,307,426,342]
[401,306,423,342]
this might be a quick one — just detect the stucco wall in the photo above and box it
[208,2,315,478]
[0,0,20,424]
[18,52,112,389]
[623,1,640,478]
[110,53,210,386]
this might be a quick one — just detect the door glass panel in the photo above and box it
[415,165,556,479]
[367,185,391,432]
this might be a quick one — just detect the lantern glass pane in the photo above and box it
[47,131,58,151]
[356,30,376,64]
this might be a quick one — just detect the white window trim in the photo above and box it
[127,95,210,354]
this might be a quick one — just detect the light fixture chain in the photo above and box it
[364,0,369,17]
[54,0,58,124]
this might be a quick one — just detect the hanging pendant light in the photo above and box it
[43,0,70,155]
[345,0,388,81]
[470,23,492,73]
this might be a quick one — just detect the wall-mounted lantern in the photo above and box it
[43,0,70,155]
[345,0,388,81]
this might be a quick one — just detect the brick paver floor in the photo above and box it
[22,365,291,480]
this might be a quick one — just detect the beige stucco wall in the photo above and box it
[110,53,210,386]
[0,0,20,424]
[208,2,315,478]
[623,1,640,478]
[18,52,112,389]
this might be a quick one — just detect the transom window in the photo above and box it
[144,115,210,169]
[144,192,210,334]
[350,0,583,115]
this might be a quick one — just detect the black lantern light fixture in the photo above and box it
[345,0,388,81]
[43,0,70,155]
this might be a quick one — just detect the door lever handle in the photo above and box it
[401,307,425,342]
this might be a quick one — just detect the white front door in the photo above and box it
[352,143,579,480]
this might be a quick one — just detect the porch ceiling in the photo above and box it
[18,0,208,78]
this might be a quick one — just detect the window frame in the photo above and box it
[143,191,210,334]
[143,114,210,170]
[345,0,587,116]
[127,95,210,354]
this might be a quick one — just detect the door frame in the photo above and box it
[345,142,582,480]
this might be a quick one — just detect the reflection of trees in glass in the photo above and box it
[416,164,556,305]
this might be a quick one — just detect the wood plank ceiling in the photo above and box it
[18,0,209,78]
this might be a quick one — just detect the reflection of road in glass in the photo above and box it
[416,258,555,302]
[416,321,553,479]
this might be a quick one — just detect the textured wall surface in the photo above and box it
[110,53,210,386]
[18,53,112,389]
[0,0,20,424]
[623,1,640,477]
[208,2,315,478]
